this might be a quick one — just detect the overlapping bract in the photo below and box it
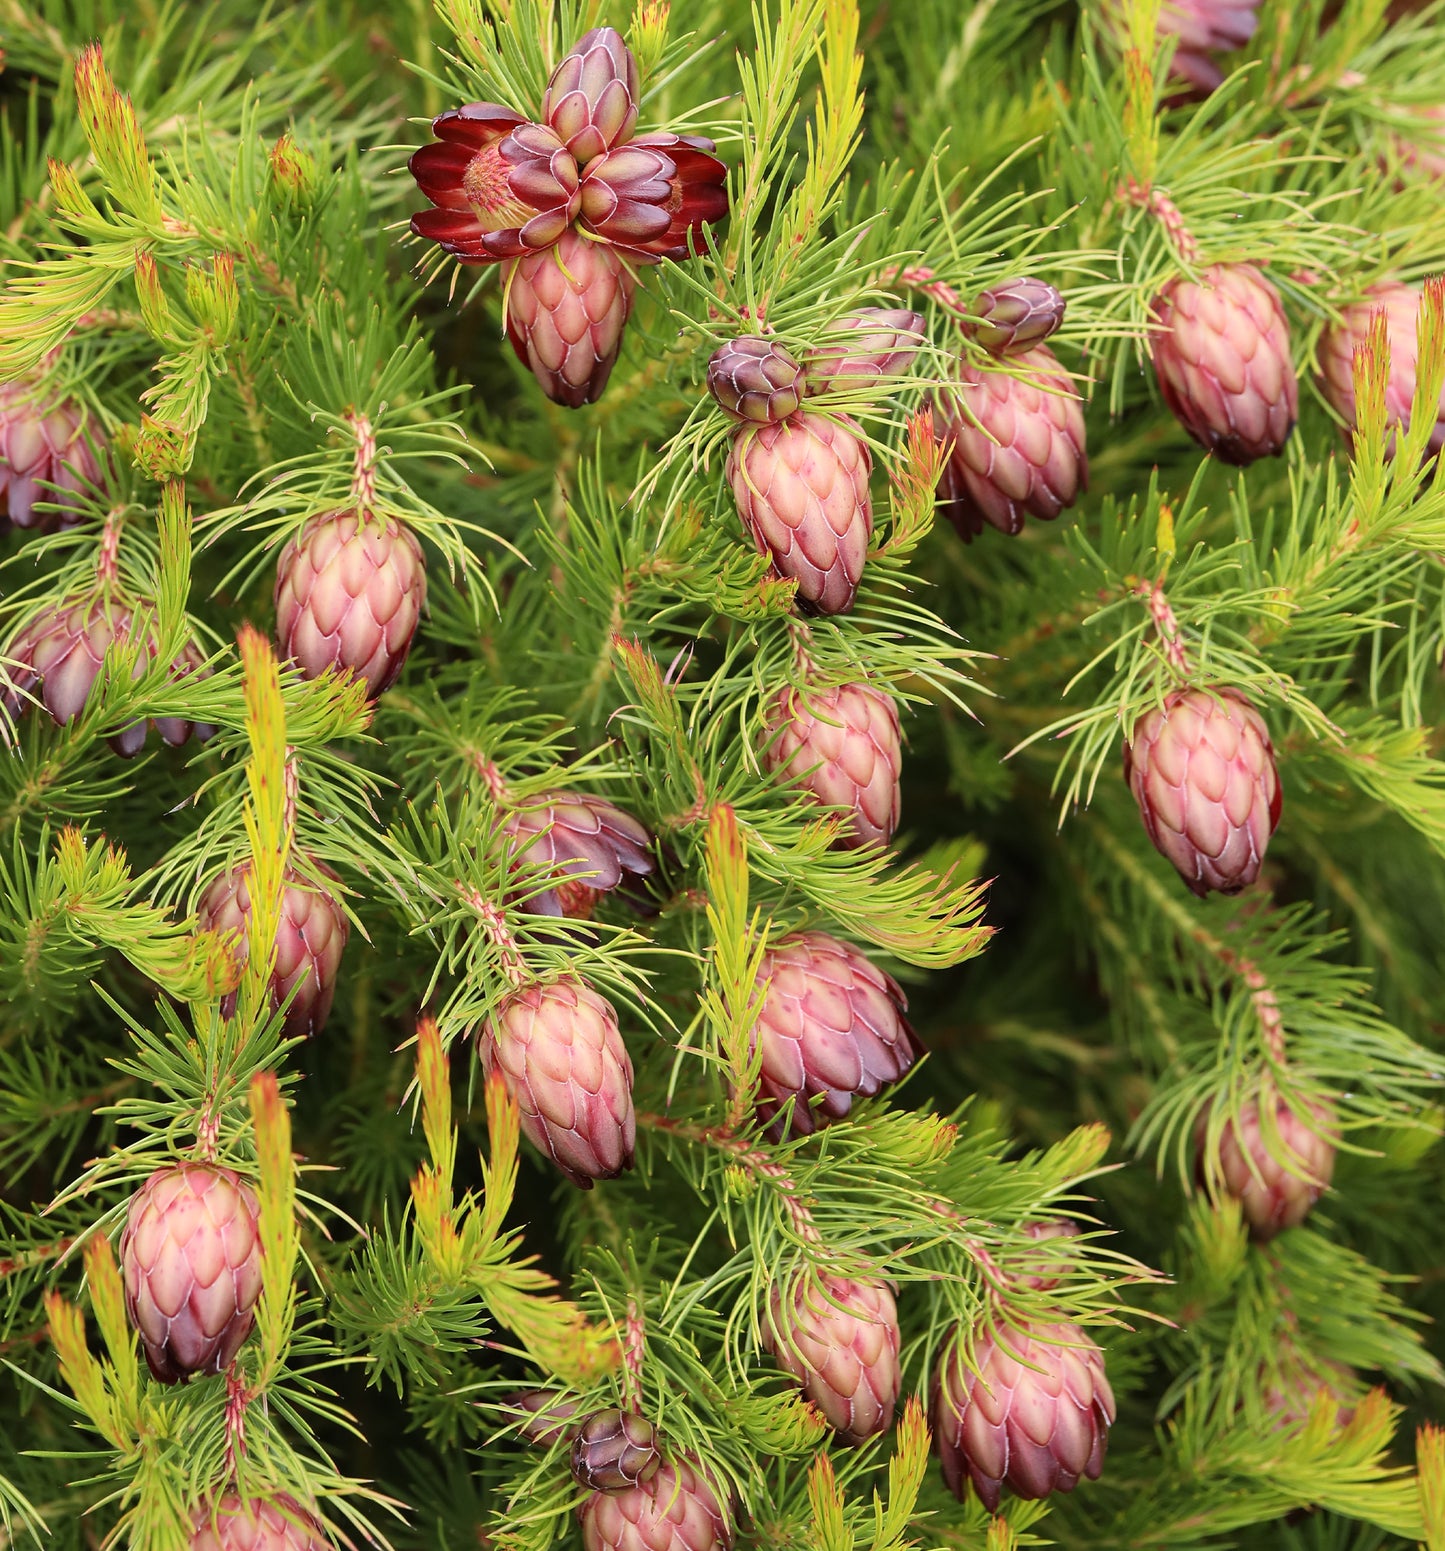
[970,279,1066,356]
[1201,1094,1337,1240]
[707,337,805,424]
[190,1495,329,1551]
[804,308,927,391]
[0,379,105,530]
[504,789,654,918]
[580,1459,730,1551]
[571,1409,663,1491]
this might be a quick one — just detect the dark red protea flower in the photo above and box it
[762,1274,901,1444]
[580,1458,730,1551]
[578,133,729,261]
[1150,263,1298,465]
[726,412,872,614]
[120,1161,263,1384]
[542,27,640,167]
[761,680,902,848]
[505,229,637,407]
[504,790,654,918]
[190,1495,329,1551]
[971,279,1067,356]
[805,308,927,393]
[275,509,426,700]
[479,977,635,1187]
[0,379,106,531]
[707,337,805,424]
[1200,1093,1337,1240]
[197,860,350,1039]
[1123,686,1281,897]
[571,1409,663,1491]
[409,103,581,263]
[933,1319,1115,1511]
[743,930,916,1139]
[934,344,1086,540]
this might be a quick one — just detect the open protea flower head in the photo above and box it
[1123,686,1282,897]
[197,860,350,1039]
[542,27,640,167]
[505,228,637,407]
[408,104,581,263]
[726,412,872,614]
[707,337,805,424]
[581,1458,731,1551]
[578,133,729,260]
[971,279,1067,357]
[933,1319,1116,1511]
[479,977,635,1187]
[504,790,655,918]
[761,680,902,849]
[0,379,105,531]
[762,1274,901,1444]
[805,309,927,393]
[275,508,426,700]
[190,1495,329,1551]
[1200,1093,1337,1240]
[744,930,917,1139]
[934,344,1086,540]
[1318,280,1445,458]
[1150,263,1298,465]
[121,1162,262,1384]
[571,1409,663,1492]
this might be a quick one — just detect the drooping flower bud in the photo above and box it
[189,1494,329,1551]
[580,1458,731,1551]
[971,278,1066,356]
[504,790,655,918]
[805,309,927,393]
[1200,1094,1337,1241]
[707,337,805,424]
[570,1409,663,1491]
[578,133,729,261]
[0,379,105,531]
[542,27,640,168]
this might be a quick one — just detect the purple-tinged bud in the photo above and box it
[1014,1218,1081,1293]
[580,1458,731,1551]
[1200,1094,1337,1241]
[0,379,106,531]
[570,1409,663,1491]
[806,309,926,392]
[971,278,1067,356]
[504,790,655,918]
[189,1494,329,1551]
[707,337,805,424]
[542,28,640,168]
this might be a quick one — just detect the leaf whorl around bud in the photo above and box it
[580,1458,731,1551]
[542,27,641,168]
[479,978,636,1188]
[504,791,655,918]
[761,1274,901,1444]
[189,1494,329,1551]
[1199,1094,1337,1241]
[744,930,916,1138]
[706,337,805,424]
[971,278,1067,356]
[933,1319,1115,1512]
[1123,686,1281,897]
[570,1409,663,1491]
[804,309,927,393]
[121,1162,262,1385]
[0,380,106,531]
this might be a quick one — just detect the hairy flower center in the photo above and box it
[462,145,531,232]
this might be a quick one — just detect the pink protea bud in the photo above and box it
[504,1388,581,1445]
[1123,686,1282,897]
[1263,1358,1357,1431]
[578,133,729,261]
[761,680,902,849]
[580,1458,731,1551]
[1014,1218,1081,1293]
[504,790,655,918]
[542,27,640,168]
[933,1319,1115,1511]
[274,509,426,700]
[1150,263,1298,465]
[0,379,105,531]
[120,1162,263,1385]
[409,103,581,263]
[706,337,805,424]
[505,229,637,407]
[726,412,872,614]
[744,930,917,1139]
[805,309,927,393]
[197,861,350,1039]
[1318,280,1445,459]
[571,1409,663,1491]
[1102,0,1260,92]
[189,1494,328,1551]
[971,279,1066,356]
[933,344,1086,541]
[761,1274,901,1444]
[1200,1094,1337,1241]
[479,977,635,1188]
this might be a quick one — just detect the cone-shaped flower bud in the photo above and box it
[190,1494,329,1551]
[761,680,902,849]
[581,1458,731,1551]
[934,344,1086,541]
[505,229,637,407]
[744,930,916,1138]
[197,861,350,1039]
[1201,1094,1337,1241]
[1150,263,1297,465]
[578,133,729,261]
[1318,280,1445,458]
[571,1409,663,1491]
[409,104,581,263]
[971,279,1067,356]
[1015,1219,1081,1293]
[120,1162,263,1384]
[505,1388,582,1445]
[504,790,655,919]
[1123,686,1281,897]
[707,337,805,424]
[805,309,927,392]
[0,380,105,531]
[762,1274,901,1444]
[275,509,426,700]
[726,412,872,614]
[933,1319,1115,1511]
[479,977,635,1187]
[542,27,640,168]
